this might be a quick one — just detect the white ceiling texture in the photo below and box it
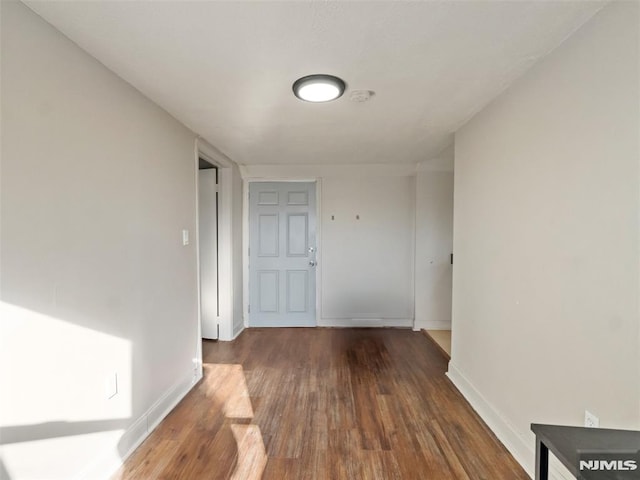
[24,1,605,166]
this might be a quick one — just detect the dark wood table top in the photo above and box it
[531,423,640,476]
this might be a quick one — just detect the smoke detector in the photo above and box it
[349,90,374,103]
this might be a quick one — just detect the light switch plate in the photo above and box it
[182,229,189,246]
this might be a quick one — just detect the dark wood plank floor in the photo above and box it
[113,328,530,479]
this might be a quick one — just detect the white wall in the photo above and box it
[241,164,416,327]
[414,155,454,330]
[321,176,415,325]
[450,2,639,478]
[0,2,201,478]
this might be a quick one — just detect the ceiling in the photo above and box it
[24,1,605,166]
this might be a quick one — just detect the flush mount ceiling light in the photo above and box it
[292,74,346,103]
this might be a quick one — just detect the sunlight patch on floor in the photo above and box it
[202,364,266,479]
[230,424,267,480]
[203,364,254,419]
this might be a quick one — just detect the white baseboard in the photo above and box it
[446,363,572,480]
[418,320,451,330]
[317,318,413,328]
[230,324,245,341]
[145,374,197,434]
[76,369,202,480]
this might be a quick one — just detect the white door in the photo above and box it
[198,168,218,339]
[249,182,316,327]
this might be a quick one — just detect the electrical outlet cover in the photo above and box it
[105,372,118,399]
[584,410,599,428]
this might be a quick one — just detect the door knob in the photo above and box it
[309,261,317,267]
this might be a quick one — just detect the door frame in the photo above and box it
[194,138,236,373]
[242,177,322,328]
[197,165,219,339]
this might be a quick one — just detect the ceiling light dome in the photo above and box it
[292,74,346,103]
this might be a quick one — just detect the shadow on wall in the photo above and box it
[0,301,134,480]
[0,419,133,480]
[0,460,11,480]
[0,420,131,445]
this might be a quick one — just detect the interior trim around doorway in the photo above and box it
[194,138,237,374]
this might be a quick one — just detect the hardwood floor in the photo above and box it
[113,328,530,480]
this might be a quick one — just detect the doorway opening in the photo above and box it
[198,158,219,340]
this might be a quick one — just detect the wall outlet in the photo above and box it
[105,372,118,399]
[584,410,599,428]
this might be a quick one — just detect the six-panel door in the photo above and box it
[249,182,316,327]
